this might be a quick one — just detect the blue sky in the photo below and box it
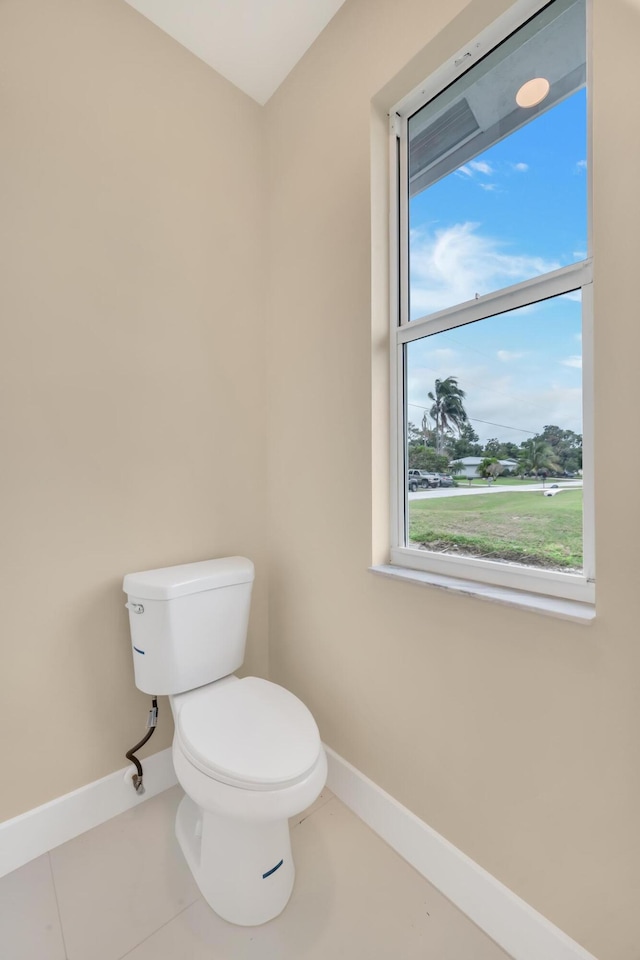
[407,89,587,445]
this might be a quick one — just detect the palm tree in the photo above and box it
[518,439,560,486]
[427,376,468,455]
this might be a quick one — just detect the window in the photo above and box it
[389,0,593,604]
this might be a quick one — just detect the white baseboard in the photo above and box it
[0,748,177,879]
[325,746,598,960]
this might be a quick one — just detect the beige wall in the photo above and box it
[0,0,268,820]
[3,0,640,956]
[265,1,640,958]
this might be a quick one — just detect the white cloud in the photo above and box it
[513,162,529,172]
[407,348,583,443]
[497,350,524,362]
[432,348,456,359]
[573,249,587,259]
[457,165,473,177]
[561,355,582,369]
[459,376,582,443]
[479,183,498,192]
[575,159,587,173]
[464,384,582,442]
[469,160,493,175]
[410,222,561,318]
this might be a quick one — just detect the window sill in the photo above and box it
[369,564,595,624]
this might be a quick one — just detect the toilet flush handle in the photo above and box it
[126,602,145,615]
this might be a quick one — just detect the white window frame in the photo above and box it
[388,0,594,605]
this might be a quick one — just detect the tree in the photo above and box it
[483,438,502,457]
[408,415,437,450]
[407,422,423,446]
[537,425,582,475]
[450,422,483,459]
[427,377,468,455]
[500,441,521,461]
[477,457,504,482]
[482,438,520,461]
[518,439,560,486]
[421,411,435,448]
[407,446,450,472]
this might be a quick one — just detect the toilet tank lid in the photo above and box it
[123,557,254,600]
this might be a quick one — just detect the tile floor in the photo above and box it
[1,785,512,960]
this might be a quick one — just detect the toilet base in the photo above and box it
[175,794,295,926]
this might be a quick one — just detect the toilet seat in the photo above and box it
[175,677,322,791]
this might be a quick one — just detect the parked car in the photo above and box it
[407,469,436,489]
[439,475,454,487]
[408,469,421,491]
[408,469,426,491]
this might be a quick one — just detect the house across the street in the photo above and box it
[455,457,520,479]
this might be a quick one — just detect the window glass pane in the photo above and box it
[404,292,583,572]
[408,0,587,321]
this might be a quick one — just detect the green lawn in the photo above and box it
[455,477,543,486]
[409,489,583,569]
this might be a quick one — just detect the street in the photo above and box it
[408,480,583,501]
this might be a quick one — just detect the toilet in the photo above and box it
[123,557,327,926]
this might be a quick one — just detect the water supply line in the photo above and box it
[125,697,158,794]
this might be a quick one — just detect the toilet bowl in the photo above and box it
[170,675,327,925]
[123,557,327,926]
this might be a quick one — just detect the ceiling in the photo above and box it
[123,0,348,105]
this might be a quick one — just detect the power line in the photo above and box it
[406,401,537,436]
[468,417,536,436]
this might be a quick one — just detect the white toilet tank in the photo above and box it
[123,557,254,695]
